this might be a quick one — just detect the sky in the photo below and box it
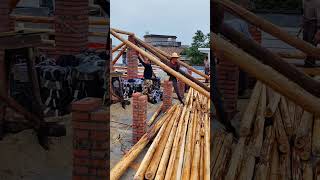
[110,0,210,46]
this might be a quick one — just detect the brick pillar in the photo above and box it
[162,80,173,111]
[217,60,239,120]
[127,35,138,79]
[132,93,147,144]
[178,80,185,99]
[54,0,89,57]
[248,26,262,89]
[72,97,109,179]
[0,0,11,138]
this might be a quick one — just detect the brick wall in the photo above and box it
[54,0,89,57]
[72,97,109,179]
[132,92,147,144]
[248,26,262,88]
[127,35,138,79]
[162,80,173,111]
[0,0,11,138]
[217,59,239,120]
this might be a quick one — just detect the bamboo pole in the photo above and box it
[134,106,177,180]
[277,51,306,59]
[274,109,290,154]
[190,114,201,180]
[219,23,320,98]
[270,142,280,180]
[112,29,209,98]
[181,110,196,179]
[144,106,179,179]
[250,84,266,155]
[239,82,262,136]
[164,105,188,179]
[134,37,209,80]
[225,138,246,179]
[111,28,134,36]
[302,162,313,180]
[295,111,313,149]
[147,104,163,126]
[212,34,320,115]
[265,88,281,118]
[173,109,191,179]
[313,117,320,156]
[214,0,320,58]
[110,105,177,180]
[134,36,210,92]
[279,96,293,137]
[203,113,210,180]
[154,107,183,180]
[112,46,127,65]
[112,42,125,53]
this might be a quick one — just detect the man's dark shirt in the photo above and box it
[138,57,153,79]
[168,61,180,80]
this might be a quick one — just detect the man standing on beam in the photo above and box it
[168,53,184,105]
[138,55,155,96]
[303,0,320,67]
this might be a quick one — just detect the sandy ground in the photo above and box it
[0,115,72,180]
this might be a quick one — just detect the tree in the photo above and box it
[185,30,210,65]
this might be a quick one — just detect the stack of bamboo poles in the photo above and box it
[111,88,210,180]
[212,81,320,180]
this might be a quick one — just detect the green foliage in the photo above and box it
[185,30,210,65]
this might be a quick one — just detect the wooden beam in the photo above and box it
[12,15,109,26]
[213,0,320,58]
[111,28,134,36]
[134,38,209,80]
[111,30,209,98]
[112,46,127,65]
[133,36,210,93]
[112,42,125,53]
[277,51,306,59]
[219,23,320,98]
[212,33,320,115]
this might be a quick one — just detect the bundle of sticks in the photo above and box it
[212,81,320,180]
[111,88,210,180]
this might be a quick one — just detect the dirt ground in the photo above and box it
[0,115,72,180]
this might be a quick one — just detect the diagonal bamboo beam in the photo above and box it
[111,28,134,36]
[133,36,210,92]
[111,29,209,97]
[219,23,320,98]
[212,33,320,115]
[112,46,127,65]
[112,42,125,53]
[213,0,320,58]
[134,37,210,80]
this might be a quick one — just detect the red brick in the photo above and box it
[74,157,89,166]
[74,130,89,139]
[72,98,102,112]
[73,176,89,180]
[73,150,89,157]
[91,109,107,122]
[73,122,108,131]
[90,131,108,141]
[73,166,88,175]
[73,112,90,121]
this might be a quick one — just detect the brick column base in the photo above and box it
[132,93,147,144]
[127,36,138,79]
[248,26,262,89]
[217,60,239,120]
[72,97,109,179]
[162,80,173,111]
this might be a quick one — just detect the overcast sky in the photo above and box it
[111,0,210,45]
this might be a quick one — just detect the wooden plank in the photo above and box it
[212,33,320,115]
